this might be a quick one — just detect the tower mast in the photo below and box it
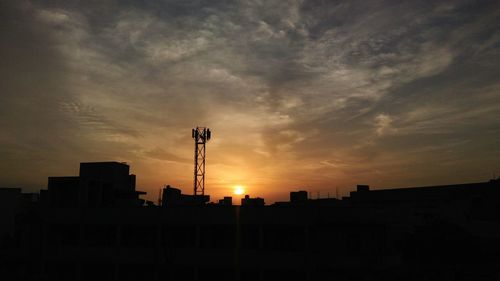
[192,127,211,196]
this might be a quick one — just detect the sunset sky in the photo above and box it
[1,1,499,203]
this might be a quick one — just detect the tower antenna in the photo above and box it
[192,127,211,196]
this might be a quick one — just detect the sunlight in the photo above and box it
[233,185,245,195]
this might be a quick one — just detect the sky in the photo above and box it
[1,0,499,203]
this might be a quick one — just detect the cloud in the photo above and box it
[144,148,191,164]
[374,114,396,137]
[0,0,499,201]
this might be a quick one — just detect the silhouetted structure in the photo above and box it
[218,197,233,206]
[42,162,145,208]
[273,190,344,207]
[192,127,211,196]
[1,161,500,281]
[290,190,308,204]
[0,188,26,244]
[161,185,210,207]
[241,195,265,206]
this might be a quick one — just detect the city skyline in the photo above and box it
[1,1,499,203]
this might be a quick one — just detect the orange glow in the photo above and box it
[233,185,245,195]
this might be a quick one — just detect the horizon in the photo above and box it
[4,160,499,205]
[1,1,499,203]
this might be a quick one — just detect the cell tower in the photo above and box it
[192,127,211,196]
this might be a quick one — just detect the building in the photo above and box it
[42,162,145,208]
[241,195,265,206]
[2,162,500,280]
[161,185,210,207]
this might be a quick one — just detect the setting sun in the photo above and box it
[233,185,245,195]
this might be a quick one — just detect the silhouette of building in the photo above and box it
[273,190,344,207]
[290,190,308,204]
[0,188,23,244]
[42,162,145,208]
[241,195,265,206]
[218,196,232,206]
[2,162,500,280]
[161,185,210,207]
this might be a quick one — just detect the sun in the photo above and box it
[233,185,245,195]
